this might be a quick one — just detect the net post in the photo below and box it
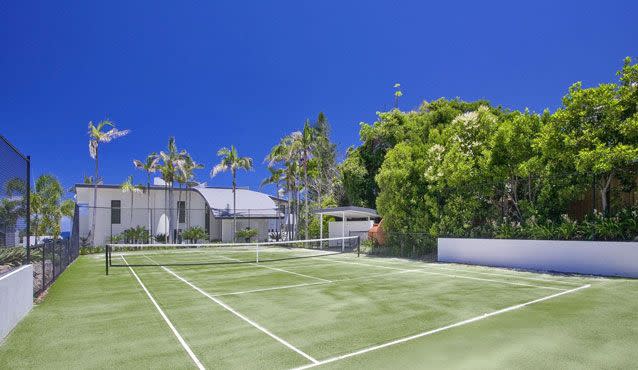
[256,242,259,263]
[357,236,360,257]
[105,244,109,275]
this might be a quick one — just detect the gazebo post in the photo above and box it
[342,211,346,252]
[319,213,323,249]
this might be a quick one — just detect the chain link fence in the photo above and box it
[0,135,30,276]
[74,205,288,248]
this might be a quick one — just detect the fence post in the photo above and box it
[26,155,31,263]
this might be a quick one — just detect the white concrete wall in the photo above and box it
[328,220,373,246]
[438,238,638,278]
[0,265,33,340]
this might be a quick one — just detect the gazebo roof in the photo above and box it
[312,206,379,219]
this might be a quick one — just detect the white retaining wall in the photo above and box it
[438,238,638,278]
[0,265,33,340]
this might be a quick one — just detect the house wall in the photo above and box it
[75,187,207,245]
[75,186,279,245]
[221,218,270,242]
[438,238,638,278]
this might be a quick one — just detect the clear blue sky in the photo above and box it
[2,1,637,197]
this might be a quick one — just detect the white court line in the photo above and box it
[318,258,567,291]
[213,270,414,297]
[216,255,332,283]
[293,283,591,370]
[370,258,585,286]
[424,264,584,286]
[213,282,328,297]
[121,256,205,370]
[156,263,319,365]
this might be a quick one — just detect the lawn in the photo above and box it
[1,250,636,369]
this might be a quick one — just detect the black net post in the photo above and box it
[105,244,109,275]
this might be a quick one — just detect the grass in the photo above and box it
[1,248,637,369]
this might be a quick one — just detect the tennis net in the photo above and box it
[105,236,360,274]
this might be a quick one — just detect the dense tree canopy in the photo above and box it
[343,58,638,240]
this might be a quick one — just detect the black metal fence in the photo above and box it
[31,238,80,296]
[364,232,437,259]
[0,135,30,275]
[0,135,80,296]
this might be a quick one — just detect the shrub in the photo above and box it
[117,226,150,244]
[0,247,25,267]
[181,226,208,243]
[236,228,259,242]
[154,233,168,243]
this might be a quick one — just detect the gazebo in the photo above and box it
[312,206,379,250]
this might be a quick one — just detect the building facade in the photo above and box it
[74,181,285,246]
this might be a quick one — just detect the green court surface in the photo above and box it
[1,250,637,369]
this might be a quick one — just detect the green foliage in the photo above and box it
[492,209,638,241]
[344,58,638,243]
[236,227,258,242]
[0,247,26,267]
[181,226,208,243]
[154,233,168,243]
[116,226,150,244]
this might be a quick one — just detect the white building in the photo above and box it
[74,179,285,246]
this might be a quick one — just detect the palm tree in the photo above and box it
[266,134,301,239]
[393,83,403,109]
[88,120,129,245]
[133,153,160,241]
[175,154,202,237]
[120,176,143,225]
[211,146,253,242]
[33,174,74,244]
[297,120,316,240]
[158,137,188,242]
[261,167,284,239]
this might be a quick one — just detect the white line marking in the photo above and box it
[153,261,318,364]
[425,264,584,286]
[217,255,332,283]
[213,270,414,297]
[213,282,329,297]
[293,284,591,369]
[121,256,205,370]
[319,258,566,291]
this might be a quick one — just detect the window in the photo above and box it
[178,201,186,223]
[111,200,121,224]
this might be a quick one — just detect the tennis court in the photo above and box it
[107,237,589,369]
[2,237,636,369]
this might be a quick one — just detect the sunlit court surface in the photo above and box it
[2,239,636,369]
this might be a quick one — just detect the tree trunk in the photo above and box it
[600,173,614,216]
[147,174,151,244]
[90,149,98,246]
[232,169,237,243]
[303,157,310,240]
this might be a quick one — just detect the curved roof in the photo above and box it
[193,187,279,218]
